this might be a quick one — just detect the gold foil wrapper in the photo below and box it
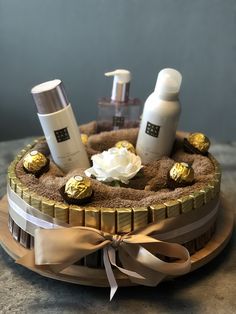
[200,187,213,204]
[54,202,69,223]
[164,200,180,218]
[85,207,100,229]
[208,179,220,197]
[16,183,24,197]
[132,207,148,230]
[23,150,47,173]
[41,198,55,217]
[64,175,93,200]
[101,208,116,234]
[30,193,42,210]
[69,205,84,226]
[81,133,88,145]
[169,162,194,185]
[188,133,210,154]
[150,203,166,223]
[178,196,193,213]
[190,191,205,209]
[22,189,31,204]
[84,207,100,267]
[117,208,132,233]
[115,140,136,154]
[9,174,18,191]
[209,154,221,180]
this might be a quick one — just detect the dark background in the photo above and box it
[0,0,235,141]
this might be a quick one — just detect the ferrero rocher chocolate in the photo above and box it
[168,162,194,188]
[23,150,49,177]
[184,133,210,155]
[81,133,88,145]
[60,175,93,205]
[115,140,136,154]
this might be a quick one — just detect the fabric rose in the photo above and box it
[85,147,142,184]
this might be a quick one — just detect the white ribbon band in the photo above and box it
[7,185,62,235]
[7,185,219,242]
[155,202,219,241]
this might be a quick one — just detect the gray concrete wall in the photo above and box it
[0,0,235,141]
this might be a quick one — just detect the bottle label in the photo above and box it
[113,116,125,128]
[54,127,70,142]
[145,121,160,138]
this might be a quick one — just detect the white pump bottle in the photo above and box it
[31,79,90,172]
[105,69,131,102]
[136,68,182,164]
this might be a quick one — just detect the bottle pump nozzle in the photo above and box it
[105,69,131,102]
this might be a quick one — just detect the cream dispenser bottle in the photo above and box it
[31,79,90,172]
[136,68,182,164]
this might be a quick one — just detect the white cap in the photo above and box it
[154,68,182,96]
[105,69,131,101]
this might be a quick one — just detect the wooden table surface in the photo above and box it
[0,137,235,314]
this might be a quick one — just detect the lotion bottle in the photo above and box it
[98,69,142,129]
[31,79,90,172]
[136,68,182,164]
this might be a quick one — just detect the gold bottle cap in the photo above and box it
[187,133,210,154]
[64,175,93,200]
[169,162,194,186]
[81,133,88,145]
[23,150,48,174]
[115,140,136,154]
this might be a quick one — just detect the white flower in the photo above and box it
[85,147,142,184]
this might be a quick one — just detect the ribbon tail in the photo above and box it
[103,247,118,301]
[108,247,145,280]
[118,245,165,286]
[118,242,191,287]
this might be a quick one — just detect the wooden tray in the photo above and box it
[0,195,234,287]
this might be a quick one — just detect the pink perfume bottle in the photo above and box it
[98,69,142,130]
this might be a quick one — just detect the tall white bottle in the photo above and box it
[31,79,90,172]
[136,68,182,164]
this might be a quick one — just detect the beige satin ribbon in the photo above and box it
[8,185,219,300]
[17,226,191,300]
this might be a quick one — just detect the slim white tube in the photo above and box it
[31,79,90,172]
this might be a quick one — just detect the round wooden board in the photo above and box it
[0,195,234,287]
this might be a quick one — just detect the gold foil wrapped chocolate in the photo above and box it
[23,150,49,177]
[115,140,136,154]
[60,175,93,205]
[168,162,194,188]
[184,133,210,155]
[81,133,88,145]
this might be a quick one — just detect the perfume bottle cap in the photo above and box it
[31,79,69,114]
[105,69,131,102]
[154,68,182,98]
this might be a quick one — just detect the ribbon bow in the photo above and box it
[17,225,191,300]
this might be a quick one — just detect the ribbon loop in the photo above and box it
[17,226,192,300]
[9,182,219,300]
